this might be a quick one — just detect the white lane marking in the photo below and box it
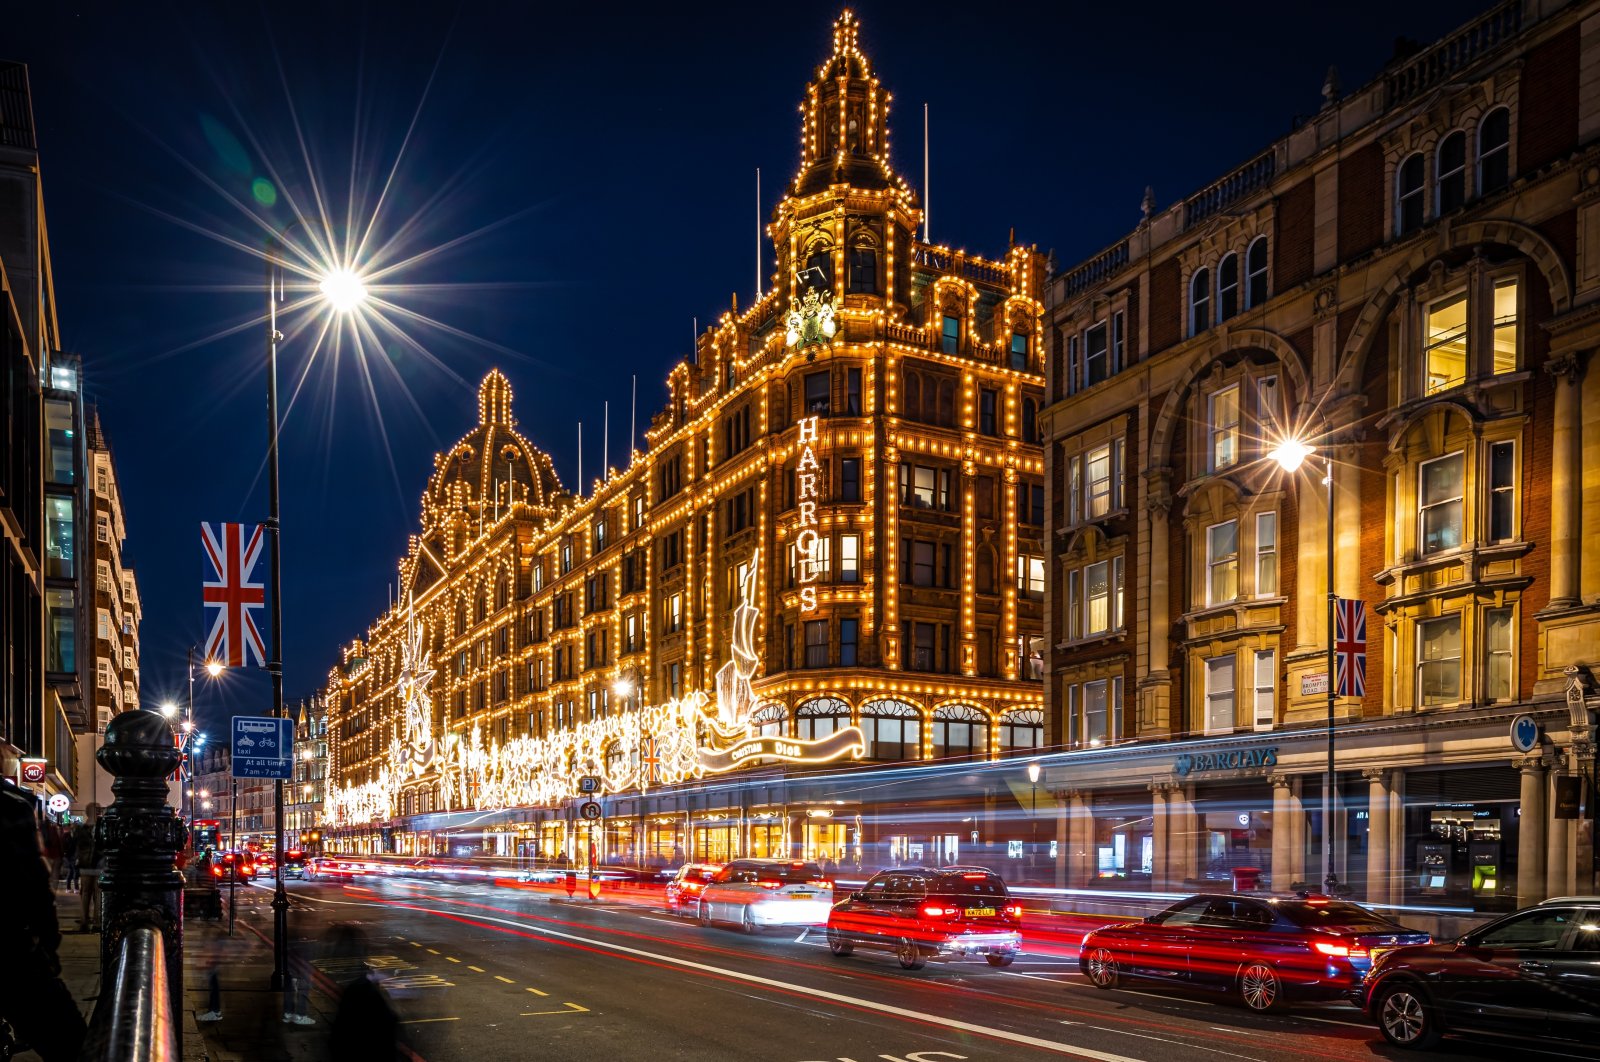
[393,901,1148,1062]
[1287,1015,1369,1029]
[1000,971,1091,988]
[1082,1026,1267,1062]
[1121,990,1215,1006]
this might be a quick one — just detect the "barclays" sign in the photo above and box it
[1175,745,1279,778]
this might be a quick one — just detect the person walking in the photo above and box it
[73,805,101,932]
[41,818,63,889]
[0,778,88,1061]
[60,825,79,892]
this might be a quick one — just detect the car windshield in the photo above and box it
[1277,900,1398,932]
[722,862,822,883]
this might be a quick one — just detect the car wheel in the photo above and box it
[1238,962,1282,1012]
[698,902,712,928]
[826,929,854,957]
[740,906,759,935]
[986,952,1016,968]
[1376,983,1443,1050]
[1083,947,1119,989]
[895,937,926,971]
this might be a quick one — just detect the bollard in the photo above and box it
[95,711,187,1041]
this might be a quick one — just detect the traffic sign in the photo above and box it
[577,775,602,794]
[578,800,602,821]
[231,715,294,779]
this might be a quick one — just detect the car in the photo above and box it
[826,866,1023,971]
[696,859,833,932]
[210,850,256,884]
[1364,895,1600,1050]
[665,863,721,915]
[1078,893,1430,1012]
[305,856,364,881]
[281,850,308,879]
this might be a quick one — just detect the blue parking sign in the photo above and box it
[232,715,294,779]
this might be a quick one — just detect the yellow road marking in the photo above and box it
[468,965,485,973]
[445,957,461,964]
[520,1003,589,1017]
[494,975,515,984]
[525,987,549,997]
[409,941,422,948]
[400,1017,460,1024]
[426,948,440,955]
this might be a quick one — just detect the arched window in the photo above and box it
[932,704,989,760]
[1396,153,1426,235]
[1436,131,1467,215]
[848,238,878,294]
[604,740,626,777]
[805,243,835,292]
[796,697,850,741]
[1189,268,1211,336]
[1245,237,1269,309]
[1478,107,1510,195]
[752,702,788,739]
[860,698,921,760]
[902,368,922,421]
[1216,253,1239,322]
[998,708,1045,752]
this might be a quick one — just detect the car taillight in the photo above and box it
[684,883,702,893]
[808,879,833,890]
[920,904,958,919]
[1004,904,1023,919]
[1312,940,1350,957]
[211,866,223,877]
[757,879,783,890]
[960,872,987,880]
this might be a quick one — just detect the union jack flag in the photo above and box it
[202,522,267,668]
[639,733,662,786]
[1334,597,1367,698]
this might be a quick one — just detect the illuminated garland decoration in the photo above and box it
[323,549,864,826]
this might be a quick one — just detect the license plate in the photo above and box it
[790,892,815,899]
[967,907,997,917]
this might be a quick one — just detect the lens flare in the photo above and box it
[319,268,369,312]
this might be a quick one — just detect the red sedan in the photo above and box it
[1079,893,1429,1011]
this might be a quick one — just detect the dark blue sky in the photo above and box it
[11,1,1473,733]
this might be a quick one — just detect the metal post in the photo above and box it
[185,646,193,847]
[230,779,238,936]
[95,710,187,1037]
[266,239,291,990]
[1324,457,1338,894]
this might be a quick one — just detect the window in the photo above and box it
[659,455,683,499]
[667,661,682,699]
[1485,607,1513,702]
[1436,131,1466,214]
[1020,633,1045,679]
[660,530,683,571]
[532,562,544,593]
[664,592,683,633]
[97,516,110,543]
[631,494,645,530]
[804,371,831,416]
[45,496,73,579]
[1010,332,1028,371]
[804,619,829,668]
[1255,512,1278,596]
[1417,614,1462,706]
[999,708,1044,751]
[1207,519,1239,605]
[849,243,878,293]
[1424,291,1468,393]
[1082,558,1124,636]
[899,463,951,510]
[1205,655,1235,735]
[1253,650,1275,731]
[906,539,936,587]
[1217,253,1239,322]
[752,703,788,739]
[1419,452,1464,555]
[1189,268,1211,335]
[845,367,862,415]
[1477,107,1510,195]
[839,534,860,583]
[1018,482,1044,526]
[1085,444,1113,518]
[1209,385,1239,470]
[839,617,858,666]
[45,400,75,484]
[1083,678,1117,746]
[1245,237,1268,308]
[979,389,997,435]
[797,697,849,740]
[1256,375,1281,441]
[1488,440,1515,542]
[941,315,959,354]
[932,705,988,759]
[1017,554,1045,599]
[1084,322,1109,387]
[862,700,920,760]
[624,613,641,653]
[1396,153,1426,235]
[1022,397,1039,444]
[1492,278,1518,375]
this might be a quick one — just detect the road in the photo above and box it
[218,873,1589,1062]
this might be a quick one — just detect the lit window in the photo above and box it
[1436,131,1466,214]
[804,620,829,668]
[1423,292,1468,394]
[1205,655,1235,735]
[1419,452,1464,555]
[1484,607,1513,702]
[1492,278,1518,375]
[1209,385,1240,470]
[1207,519,1239,605]
[839,534,860,583]
[1488,441,1515,542]
[1245,237,1268,308]
[1086,444,1113,518]
[1189,268,1211,336]
[941,315,959,354]
[1217,253,1239,322]
[1085,560,1111,636]
[1417,614,1462,706]
[1397,153,1426,235]
[1253,650,1275,731]
[1017,554,1045,598]
[1010,332,1028,371]
[1478,107,1510,195]
[1255,512,1278,597]
[1083,679,1111,746]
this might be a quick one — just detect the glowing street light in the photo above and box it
[205,660,225,678]
[159,701,179,719]
[1267,437,1314,475]
[318,268,368,313]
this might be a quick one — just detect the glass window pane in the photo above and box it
[1417,615,1463,706]
[1084,681,1108,746]
[1492,279,1518,375]
[1210,386,1239,469]
[1206,655,1235,734]
[1424,293,1469,394]
[1420,453,1464,554]
[1485,608,1513,702]
[45,497,74,579]
[1208,520,1239,604]
[1085,560,1109,635]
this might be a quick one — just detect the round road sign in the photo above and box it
[578,800,603,821]
[46,794,71,816]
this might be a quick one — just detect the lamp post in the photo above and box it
[1026,760,1041,878]
[263,234,367,990]
[1269,436,1340,894]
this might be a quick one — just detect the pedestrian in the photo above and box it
[61,824,79,892]
[73,805,101,932]
[0,777,88,1062]
[41,818,63,888]
[324,923,403,1061]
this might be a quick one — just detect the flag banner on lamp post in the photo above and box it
[201,522,268,668]
[1334,596,1367,698]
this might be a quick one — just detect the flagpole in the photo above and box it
[265,234,291,991]
[1323,454,1338,895]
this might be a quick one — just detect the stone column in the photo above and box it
[1288,780,1306,885]
[96,710,187,1037]
[1546,351,1586,607]
[1548,760,1573,898]
[1146,499,1171,678]
[1167,784,1193,886]
[1517,755,1549,907]
[1270,774,1292,892]
[1150,782,1169,890]
[1364,768,1391,908]
[1054,792,1069,890]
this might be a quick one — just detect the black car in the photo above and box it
[1365,896,1600,1050]
[826,866,1022,970]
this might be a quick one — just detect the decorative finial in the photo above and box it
[1321,65,1341,108]
[1141,186,1156,222]
[477,369,514,427]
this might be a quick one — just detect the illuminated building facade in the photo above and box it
[1042,0,1598,910]
[322,12,1048,868]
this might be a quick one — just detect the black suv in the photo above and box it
[826,866,1022,970]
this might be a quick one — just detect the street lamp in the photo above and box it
[159,701,178,719]
[1026,761,1041,876]
[1269,435,1340,894]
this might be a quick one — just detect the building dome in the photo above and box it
[420,370,564,547]
[791,11,904,198]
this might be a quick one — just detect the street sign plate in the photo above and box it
[578,800,602,821]
[1301,673,1329,696]
[231,715,294,779]
[577,775,602,794]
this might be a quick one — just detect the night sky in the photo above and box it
[10,1,1474,735]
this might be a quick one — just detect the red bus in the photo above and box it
[193,819,222,854]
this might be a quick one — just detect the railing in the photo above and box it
[1384,0,1522,110]
[1183,150,1277,231]
[0,63,37,150]
[1058,241,1129,298]
[911,245,1010,286]
[80,924,178,1062]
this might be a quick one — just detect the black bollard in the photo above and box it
[95,711,187,1039]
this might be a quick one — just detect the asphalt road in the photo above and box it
[220,874,1594,1062]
